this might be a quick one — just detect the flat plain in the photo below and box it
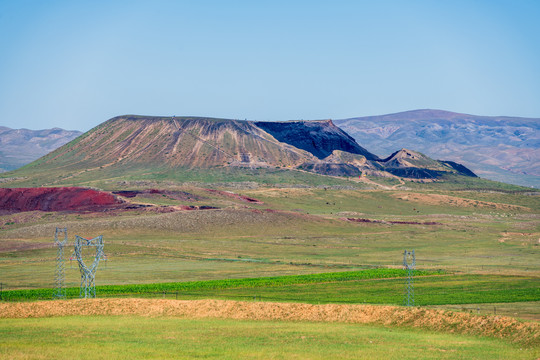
[0,174,539,358]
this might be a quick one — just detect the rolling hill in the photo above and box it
[0,115,478,188]
[334,109,539,188]
[0,127,82,172]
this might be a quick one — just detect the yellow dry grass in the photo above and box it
[392,192,531,211]
[1,299,538,346]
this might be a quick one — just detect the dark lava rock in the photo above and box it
[255,120,380,160]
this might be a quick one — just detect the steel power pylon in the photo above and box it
[403,250,416,306]
[53,227,68,299]
[74,235,104,298]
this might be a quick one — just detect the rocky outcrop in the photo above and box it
[378,149,477,179]
[254,120,380,160]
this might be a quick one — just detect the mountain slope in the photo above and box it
[1,115,477,186]
[334,109,539,187]
[0,127,82,172]
[255,120,379,160]
[27,116,317,171]
[379,149,478,179]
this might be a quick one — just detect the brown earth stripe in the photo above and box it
[0,299,538,346]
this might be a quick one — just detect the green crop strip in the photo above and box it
[2,270,539,307]
[2,268,436,301]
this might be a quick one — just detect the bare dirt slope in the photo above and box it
[391,192,531,212]
[26,116,315,170]
[0,187,125,212]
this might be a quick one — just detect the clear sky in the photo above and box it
[1,0,539,131]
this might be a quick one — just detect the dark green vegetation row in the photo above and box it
[3,269,539,307]
[2,269,421,301]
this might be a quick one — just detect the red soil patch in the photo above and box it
[0,187,125,212]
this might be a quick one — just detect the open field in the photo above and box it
[2,270,538,321]
[1,183,538,296]
[2,315,537,360]
[1,192,538,289]
[1,298,539,359]
[0,177,539,358]
[0,269,438,300]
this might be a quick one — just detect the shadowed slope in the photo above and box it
[255,119,380,160]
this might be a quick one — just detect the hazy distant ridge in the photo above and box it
[334,109,540,187]
[0,127,82,172]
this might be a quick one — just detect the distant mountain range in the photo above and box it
[0,127,82,172]
[335,109,539,188]
[0,115,475,186]
[1,109,537,187]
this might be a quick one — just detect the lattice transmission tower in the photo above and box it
[53,227,68,299]
[74,235,104,298]
[403,249,416,306]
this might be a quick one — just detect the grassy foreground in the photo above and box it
[0,315,537,360]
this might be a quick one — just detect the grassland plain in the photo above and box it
[0,269,437,300]
[0,182,538,279]
[1,186,537,286]
[0,175,539,358]
[2,271,539,321]
[2,316,537,360]
[0,299,539,358]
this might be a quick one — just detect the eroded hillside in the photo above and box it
[2,115,477,186]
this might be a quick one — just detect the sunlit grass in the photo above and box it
[0,316,537,360]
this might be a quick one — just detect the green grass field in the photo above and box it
[3,271,539,321]
[0,176,538,358]
[0,316,537,360]
[1,269,438,301]
[2,271,537,304]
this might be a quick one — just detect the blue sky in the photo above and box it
[1,0,539,131]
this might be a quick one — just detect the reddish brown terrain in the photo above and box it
[0,187,125,212]
[0,187,233,214]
